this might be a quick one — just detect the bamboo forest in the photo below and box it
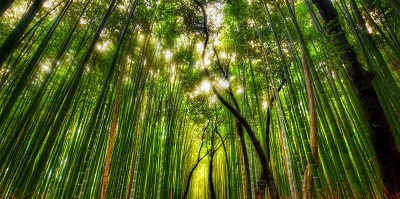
[1,0,400,198]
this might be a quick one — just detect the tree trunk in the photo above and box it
[236,120,253,199]
[216,129,231,199]
[0,0,14,16]
[257,73,286,199]
[192,0,278,197]
[17,0,118,197]
[100,0,137,197]
[0,0,45,68]
[312,0,400,197]
[182,124,209,199]
[100,56,123,199]
[182,161,201,199]
[257,171,267,199]
[0,0,71,165]
[209,136,216,199]
[301,52,318,198]
[212,87,279,199]
[302,165,312,199]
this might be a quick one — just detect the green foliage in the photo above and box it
[0,0,399,198]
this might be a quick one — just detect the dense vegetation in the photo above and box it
[1,0,400,198]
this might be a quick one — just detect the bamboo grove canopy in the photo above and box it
[1,0,400,198]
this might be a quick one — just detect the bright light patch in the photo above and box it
[191,79,212,97]
[210,96,217,104]
[177,34,188,47]
[170,65,176,81]
[263,101,268,109]
[201,51,213,69]
[366,23,373,33]
[247,19,256,28]
[200,80,211,92]
[217,78,229,89]
[236,86,243,94]
[220,52,227,59]
[165,50,172,61]
[231,53,237,62]
[117,4,127,11]
[97,41,110,51]
[204,58,211,67]
[196,43,203,54]
[42,64,50,72]
[44,1,52,8]
[206,2,224,29]
[195,61,201,69]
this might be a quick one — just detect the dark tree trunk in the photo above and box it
[257,171,267,199]
[0,0,71,143]
[182,162,200,199]
[212,87,279,199]
[182,124,209,199]
[312,0,400,197]
[192,0,278,197]
[236,120,253,199]
[209,137,216,199]
[258,70,286,199]
[0,0,14,16]
[17,0,118,197]
[0,0,45,68]
[216,129,231,198]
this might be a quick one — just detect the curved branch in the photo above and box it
[192,0,209,61]
[211,86,278,199]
